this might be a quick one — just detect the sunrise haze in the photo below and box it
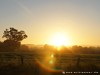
[0,0,100,46]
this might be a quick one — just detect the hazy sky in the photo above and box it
[0,0,100,46]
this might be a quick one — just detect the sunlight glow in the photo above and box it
[49,60,53,64]
[49,32,71,47]
[49,54,54,64]
[51,54,54,58]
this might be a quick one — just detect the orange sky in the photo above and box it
[0,0,100,46]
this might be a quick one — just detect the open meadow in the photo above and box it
[0,48,100,75]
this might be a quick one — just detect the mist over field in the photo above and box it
[0,0,100,75]
[0,42,100,75]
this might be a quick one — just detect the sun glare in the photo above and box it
[50,32,71,47]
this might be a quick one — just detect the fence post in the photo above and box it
[20,55,24,65]
[76,56,80,68]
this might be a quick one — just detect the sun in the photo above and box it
[49,32,71,47]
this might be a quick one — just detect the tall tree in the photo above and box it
[2,27,27,42]
[2,27,28,51]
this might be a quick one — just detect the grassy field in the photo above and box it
[0,52,100,75]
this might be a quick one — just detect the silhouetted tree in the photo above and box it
[2,27,28,51]
[0,41,2,45]
[2,27,27,42]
